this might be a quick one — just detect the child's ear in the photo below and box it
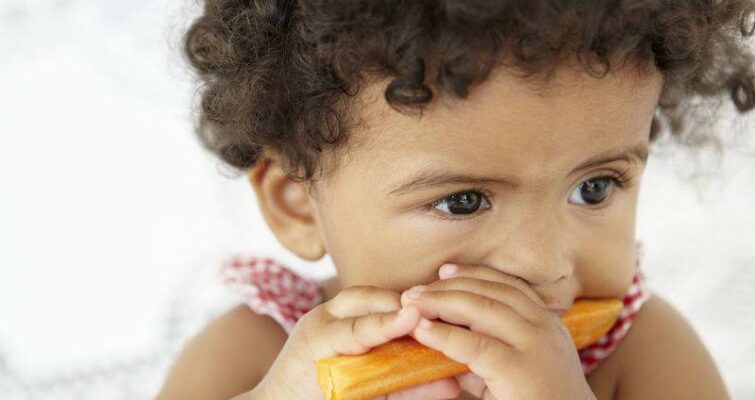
[247,150,326,261]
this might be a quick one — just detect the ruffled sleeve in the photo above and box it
[220,256,323,335]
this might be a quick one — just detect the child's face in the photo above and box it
[308,60,663,308]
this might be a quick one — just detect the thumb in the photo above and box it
[378,377,461,400]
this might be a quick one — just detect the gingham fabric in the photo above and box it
[221,257,323,335]
[579,265,652,374]
[221,253,652,376]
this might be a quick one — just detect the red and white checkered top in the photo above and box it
[220,255,651,375]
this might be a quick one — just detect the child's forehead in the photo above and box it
[342,63,663,174]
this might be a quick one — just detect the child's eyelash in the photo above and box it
[607,167,635,189]
[424,168,637,221]
[425,186,493,221]
[428,186,493,207]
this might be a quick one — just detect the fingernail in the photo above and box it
[439,263,457,278]
[419,318,433,329]
[407,285,425,299]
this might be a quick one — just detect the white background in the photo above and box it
[1,1,753,399]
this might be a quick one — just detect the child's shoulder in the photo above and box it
[157,304,288,400]
[590,293,729,400]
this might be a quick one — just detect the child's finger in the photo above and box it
[403,289,535,349]
[378,377,461,400]
[438,263,547,308]
[406,277,547,323]
[315,304,421,358]
[326,285,403,318]
[412,318,516,385]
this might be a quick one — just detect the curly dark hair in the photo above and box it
[183,0,755,183]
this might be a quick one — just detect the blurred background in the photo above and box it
[0,1,753,399]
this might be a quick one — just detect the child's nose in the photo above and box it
[479,216,574,287]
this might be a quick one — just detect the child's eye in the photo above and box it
[429,189,492,219]
[568,176,620,206]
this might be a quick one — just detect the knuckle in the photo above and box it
[476,336,506,367]
[348,315,372,342]
[473,334,492,360]
[321,298,341,318]
[379,312,395,341]
[346,314,389,353]
[335,317,367,354]
[479,295,500,312]
[439,322,454,344]
[341,285,371,297]
[349,316,360,338]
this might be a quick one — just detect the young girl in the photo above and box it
[158,1,754,399]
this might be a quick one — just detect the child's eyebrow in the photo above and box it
[385,142,648,196]
[569,142,649,175]
[386,170,521,196]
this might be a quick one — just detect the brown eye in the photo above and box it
[432,190,491,216]
[569,177,614,205]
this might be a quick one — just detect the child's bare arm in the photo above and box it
[616,295,730,400]
[155,304,287,400]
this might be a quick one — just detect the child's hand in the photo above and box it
[255,285,462,400]
[400,263,597,400]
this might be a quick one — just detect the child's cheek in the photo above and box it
[374,216,487,280]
